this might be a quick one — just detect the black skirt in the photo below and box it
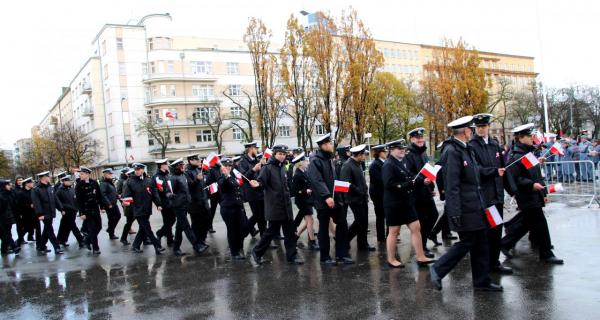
[385,204,418,226]
[295,203,314,216]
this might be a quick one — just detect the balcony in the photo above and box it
[82,106,94,117]
[142,72,218,83]
[149,144,217,155]
[82,83,92,95]
[149,117,215,129]
[144,96,221,107]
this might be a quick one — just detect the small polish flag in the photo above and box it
[206,153,220,167]
[202,159,210,171]
[208,182,219,194]
[263,148,273,159]
[121,197,134,204]
[520,152,540,169]
[233,168,244,185]
[549,142,564,156]
[167,180,173,193]
[155,177,164,192]
[533,131,545,145]
[485,205,503,228]
[333,180,350,193]
[419,163,442,182]
[548,183,564,193]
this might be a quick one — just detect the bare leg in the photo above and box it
[387,226,403,266]
[305,215,315,241]
[296,219,307,237]
[329,218,336,237]
[408,221,432,262]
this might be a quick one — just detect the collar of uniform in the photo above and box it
[452,136,468,148]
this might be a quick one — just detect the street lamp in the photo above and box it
[364,132,372,174]
[136,13,172,26]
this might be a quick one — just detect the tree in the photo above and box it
[136,116,172,159]
[487,77,515,144]
[222,89,255,142]
[21,135,61,177]
[0,152,12,178]
[51,123,101,168]
[583,86,600,138]
[200,104,232,154]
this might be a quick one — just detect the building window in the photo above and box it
[194,107,216,124]
[108,113,113,127]
[101,40,106,55]
[142,63,148,75]
[167,60,174,73]
[148,138,154,146]
[150,62,156,73]
[110,136,115,150]
[119,63,126,75]
[278,126,291,137]
[169,84,176,96]
[104,88,111,100]
[125,135,132,148]
[116,37,123,49]
[103,64,109,79]
[153,109,160,122]
[191,61,211,74]
[196,129,214,142]
[230,105,242,117]
[228,84,241,96]
[174,131,181,144]
[227,62,239,75]
[232,128,243,140]
[191,84,214,101]
[151,85,159,97]
[315,124,326,135]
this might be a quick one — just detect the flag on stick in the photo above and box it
[333,180,350,193]
[485,205,503,228]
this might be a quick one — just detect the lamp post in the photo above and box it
[364,132,372,174]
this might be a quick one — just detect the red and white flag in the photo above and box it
[232,168,244,185]
[548,183,564,193]
[485,205,503,228]
[533,131,545,145]
[155,177,164,192]
[121,197,134,205]
[206,153,220,167]
[202,159,210,171]
[263,148,273,159]
[167,180,173,193]
[333,180,350,193]
[208,182,219,195]
[520,152,540,169]
[419,163,442,182]
[164,110,175,120]
[549,142,564,156]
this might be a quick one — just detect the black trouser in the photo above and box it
[501,207,553,259]
[173,207,197,250]
[254,219,298,261]
[488,204,503,267]
[15,214,26,242]
[347,201,369,248]
[431,210,451,237]
[39,217,60,250]
[416,199,439,250]
[316,206,349,261]
[24,214,41,241]
[0,223,17,252]
[220,205,246,256]
[209,195,219,229]
[120,214,135,242]
[156,207,176,242]
[106,205,121,236]
[247,200,266,235]
[132,215,161,249]
[57,210,83,245]
[84,212,102,251]
[189,202,211,243]
[371,198,386,242]
[433,229,491,287]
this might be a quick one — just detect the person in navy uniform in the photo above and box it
[368,144,387,243]
[153,159,176,247]
[16,177,39,244]
[291,152,319,251]
[307,133,353,265]
[501,123,564,265]
[119,168,137,245]
[31,171,63,255]
[184,154,211,252]
[468,113,512,274]
[56,175,84,248]
[430,116,502,292]
[239,142,266,237]
[99,168,121,240]
[0,179,20,255]
[75,167,108,255]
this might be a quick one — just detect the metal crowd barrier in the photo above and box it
[542,160,599,208]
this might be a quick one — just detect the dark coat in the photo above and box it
[505,142,547,210]
[217,172,244,208]
[368,158,385,204]
[307,149,341,210]
[382,155,415,209]
[75,179,106,216]
[99,178,118,208]
[257,158,294,221]
[31,182,58,219]
[152,170,172,209]
[238,155,263,202]
[116,174,127,197]
[340,157,368,205]
[169,170,191,210]
[0,183,16,224]
[184,164,209,210]
[469,135,505,206]
[292,168,313,207]
[123,174,161,217]
[206,165,222,201]
[56,184,77,212]
[405,143,435,201]
[440,137,487,232]
[16,188,35,219]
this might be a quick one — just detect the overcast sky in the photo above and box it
[1,0,598,148]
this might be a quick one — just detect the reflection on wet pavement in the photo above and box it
[1,202,599,319]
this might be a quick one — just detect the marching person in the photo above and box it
[383,140,435,268]
[291,152,319,251]
[239,142,265,237]
[307,133,353,265]
[184,154,211,252]
[122,163,165,255]
[54,172,67,192]
[169,158,205,256]
[153,159,176,247]
[430,116,502,292]
[99,168,121,240]
[31,171,63,255]
[405,127,438,258]
[13,176,27,246]
[369,144,387,243]
[217,157,250,260]
[119,169,137,245]
[469,113,512,274]
[0,179,20,255]
[501,123,564,265]
[75,167,108,255]
[16,177,39,243]
[342,144,375,252]
[56,175,84,248]
[250,145,303,265]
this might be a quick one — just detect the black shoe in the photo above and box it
[274,235,285,240]
[109,234,119,240]
[321,258,337,266]
[132,247,143,253]
[269,244,279,249]
[209,228,216,234]
[173,249,187,256]
[288,258,305,265]
[17,239,28,246]
[193,243,209,254]
[428,235,441,246]
[358,245,376,252]
[442,234,457,240]
[417,259,437,267]
[337,257,355,265]
[492,265,514,274]
[37,248,50,253]
[13,247,21,255]
[251,250,264,265]
[430,267,442,291]
[424,250,435,258]
[120,239,130,246]
[155,247,166,255]
[55,248,65,254]
[143,240,152,246]
[542,256,564,265]
[27,237,35,242]
[232,254,246,260]
[156,231,163,243]
[501,247,513,259]
[250,228,259,238]
[61,242,70,247]
[474,283,504,292]
[92,250,101,255]
[166,239,174,247]
[387,261,405,269]
[308,240,320,251]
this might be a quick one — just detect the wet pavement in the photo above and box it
[1,202,599,320]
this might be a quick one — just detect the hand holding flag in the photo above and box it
[547,183,564,193]
[416,163,442,182]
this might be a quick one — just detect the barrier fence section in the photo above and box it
[542,160,599,208]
